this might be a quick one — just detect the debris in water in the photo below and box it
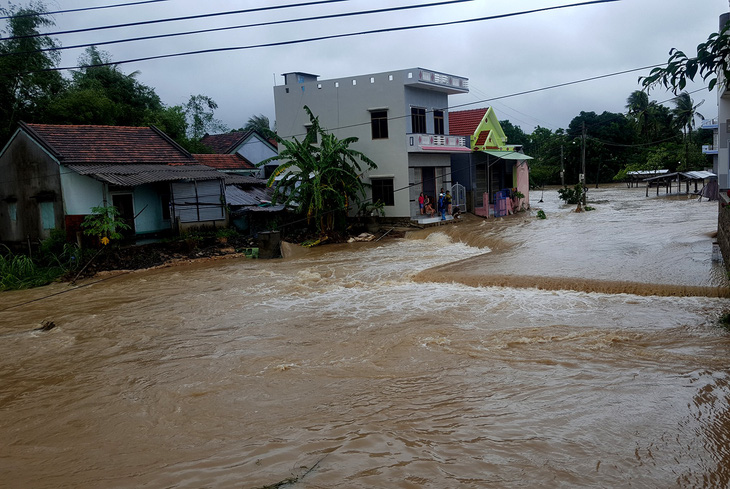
[348,233,376,243]
[34,320,56,332]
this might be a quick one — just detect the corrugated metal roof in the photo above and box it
[222,174,264,185]
[225,185,272,206]
[627,169,669,176]
[680,170,716,180]
[65,163,224,186]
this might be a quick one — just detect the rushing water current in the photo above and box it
[2,185,730,488]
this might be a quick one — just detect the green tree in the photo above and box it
[46,46,163,126]
[641,23,730,93]
[184,94,226,140]
[671,91,704,168]
[242,113,274,138]
[528,126,564,186]
[262,106,376,235]
[625,90,654,142]
[499,119,530,149]
[0,1,64,140]
[671,91,704,140]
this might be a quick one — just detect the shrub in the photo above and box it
[82,205,130,244]
[557,183,586,204]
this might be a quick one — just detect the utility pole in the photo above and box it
[581,121,587,207]
[560,145,565,186]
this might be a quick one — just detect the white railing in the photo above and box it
[701,118,719,128]
[417,69,469,90]
[408,134,468,151]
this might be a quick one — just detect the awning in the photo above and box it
[482,150,533,160]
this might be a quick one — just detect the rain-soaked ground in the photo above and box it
[1,184,729,488]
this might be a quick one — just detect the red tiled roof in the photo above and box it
[200,132,246,154]
[193,153,256,170]
[448,108,488,138]
[22,123,195,165]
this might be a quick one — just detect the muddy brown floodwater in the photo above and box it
[2,185,730,488]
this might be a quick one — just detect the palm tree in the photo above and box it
[626,90,651,141]
[261,106,377,235]
[243,114,274,138]
[672,91,704,139]
[672,91,704,168]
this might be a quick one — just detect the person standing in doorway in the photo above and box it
[418,192,425,215]
[445,191,452,215]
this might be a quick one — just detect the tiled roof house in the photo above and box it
[448,107,531,216]
[0,122,228,244]
[200,129,278,179]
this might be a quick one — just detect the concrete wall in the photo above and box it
[236,134,278,179]
[237,134,276,163]
[60,169,104,214]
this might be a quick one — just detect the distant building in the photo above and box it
[273,68,470,220]
[200,130,278,179]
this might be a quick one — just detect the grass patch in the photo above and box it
[0,250,66,290]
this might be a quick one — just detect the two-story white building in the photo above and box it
[703,12,730,191]
[273,68,470,220]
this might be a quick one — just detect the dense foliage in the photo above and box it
[516,88,710,189]
[0,4,227,150]
[262,106,377,235]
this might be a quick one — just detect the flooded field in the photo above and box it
[1,185,729,488]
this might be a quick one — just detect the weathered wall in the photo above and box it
[0,131,62,243]
[719,193,730,269]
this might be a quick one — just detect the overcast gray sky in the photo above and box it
[12,0,730,133]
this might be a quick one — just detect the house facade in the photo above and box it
[449,107,531,216]
[273,68,470,219]
[0,123,227,245]
[200,130,278,179]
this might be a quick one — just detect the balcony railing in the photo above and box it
[407,133,470,153]
[702,144,718,154]
[701,118,719,129]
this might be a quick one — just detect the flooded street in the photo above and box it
[2,185,730,488]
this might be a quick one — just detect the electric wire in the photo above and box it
[13,0,621,72]
[0,0,174,21]
[4,0,475,57]
[0,0,357,41]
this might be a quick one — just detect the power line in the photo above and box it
[448,63,664,111]
[19,0,621,73]
[0,0,174,21]
[0,0,356,41]
[1,0,476,57]
[0,65,692,188]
